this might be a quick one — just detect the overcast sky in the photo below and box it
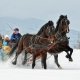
[0,0,80,31]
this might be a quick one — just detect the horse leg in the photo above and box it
[65,51,70,58]
[69,47,73,58]
[12,50,22,65]
[32,54,36,69]
[41,54,44,68]
[41,60,44,68]
[22,51,27,65]
[65,46,73,61]
[68,47,73,61]
[41,53,47,69]
[54,55,62,69]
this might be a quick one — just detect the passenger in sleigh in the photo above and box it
[2,35,11,54]
[3,35,10,46]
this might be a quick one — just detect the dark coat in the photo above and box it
[10,33,21,43]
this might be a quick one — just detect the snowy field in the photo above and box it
[0,49,80,80]
[0,49,80,70]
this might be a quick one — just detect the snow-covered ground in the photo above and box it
[0,49,80,80]
[0,49,80,70]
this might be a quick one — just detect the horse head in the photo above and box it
[55,15,70,35]
[44,20,55,38]
[37,20,55,38]
[60,15,70,33]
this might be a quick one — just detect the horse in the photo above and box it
[12,20,55,65]
[25,39,59,69]
[46,15,73,68]
[24,36,56,69]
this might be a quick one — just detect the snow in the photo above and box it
[0,49,80,80]
[0,49,80,69]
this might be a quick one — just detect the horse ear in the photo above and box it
[60,15,64,19]
[48,20,53,26]
[65,15,67,18]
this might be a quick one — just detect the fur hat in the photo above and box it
[4,35,9,41]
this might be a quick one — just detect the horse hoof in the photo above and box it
[65,55,69,58]
[32,67,34,69]
[22,60,27,65]
[12,61,16,65]
[58,66,62,69]
[69,58,73,62]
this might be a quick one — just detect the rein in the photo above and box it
[30,35,51,45]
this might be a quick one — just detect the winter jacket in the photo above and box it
[10,33,21,43]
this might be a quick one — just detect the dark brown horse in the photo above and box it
[47,15,73,68]
[25,40,58,69]
[24,36,56,69]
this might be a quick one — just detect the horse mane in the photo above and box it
[55,15,65,33]
[37,21,54,35]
